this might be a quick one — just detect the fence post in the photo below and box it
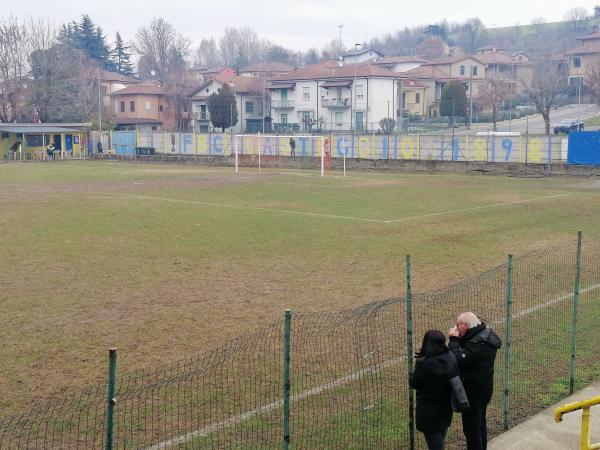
[570,231,583,395]
[105,348,117,450]
[282,309,292,450]
[503,254,513,431]
[406,255,415,450]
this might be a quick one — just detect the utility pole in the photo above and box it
[468,65,474,129]
[338,25,344,60]
[98,65,102,146]
[352,43,360,134]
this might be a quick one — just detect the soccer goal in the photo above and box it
[234,134,337,176]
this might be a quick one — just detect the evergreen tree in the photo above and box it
[111,32,134,75]
[440,82,468,118]
[207,84,238,132]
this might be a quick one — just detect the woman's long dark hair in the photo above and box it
[417,330,448,358]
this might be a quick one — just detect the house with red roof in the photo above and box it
[266,61,428,132]
[239,62,294,78]
[110,81,180,131]
[566,31,600,88]
[188,75,267,133]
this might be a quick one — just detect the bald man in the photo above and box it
[449,312,501,450]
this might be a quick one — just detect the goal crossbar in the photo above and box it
[234,134,328,176]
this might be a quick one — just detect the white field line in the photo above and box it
[383,193,571,224]
[96,192,570,225]
[145,282,600,449]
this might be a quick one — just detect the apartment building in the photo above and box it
[267,62,425,131]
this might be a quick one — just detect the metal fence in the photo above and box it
[91,131,569,165]
[1,232,598,449]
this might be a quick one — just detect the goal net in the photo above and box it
[233,134,330,176]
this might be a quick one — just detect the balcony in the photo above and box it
[193,112,209,121]
[322,98,351,109]
[271,100,295,109]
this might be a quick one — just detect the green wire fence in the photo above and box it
[0,232,599,449]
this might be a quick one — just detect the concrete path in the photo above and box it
[489,381,600,449]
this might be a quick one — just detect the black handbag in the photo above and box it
[449,376,470,412]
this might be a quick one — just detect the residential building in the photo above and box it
[189,65,236,82]
[422,55,487,97]
[100,70,139,108]
[372,56,429,74]
[566,31,600,87]
[474,48,534,95]
[341,48,384,65]
[267,62,415,132]
[110,81,178,131]
[239,62,294,78]
[400,65,456,116]
[189,75,267,133]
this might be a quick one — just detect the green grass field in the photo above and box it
[1,160,600,418]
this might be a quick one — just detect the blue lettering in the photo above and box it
[212,135,223,154]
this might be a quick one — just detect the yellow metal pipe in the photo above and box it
[555,395,600,450]
[555,395,600,423]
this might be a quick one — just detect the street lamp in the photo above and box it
[352,43,360,134]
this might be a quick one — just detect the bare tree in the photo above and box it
[416,36,446,59]
[583,58,600,106]
[132,18,191,80]
[218,27,264,71]
[530,17,547,36]
[521,57,567,135]
[194,37,220,67]
[563,7,589,33]
[459,18,487,53]
[163,67,196,131]
[478,80,509,131]
[321,39,345,62]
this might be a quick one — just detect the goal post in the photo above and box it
[233,134,328,176]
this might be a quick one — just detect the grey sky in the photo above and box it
[8,0,600,51]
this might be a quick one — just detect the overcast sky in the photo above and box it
[7,0,600,51]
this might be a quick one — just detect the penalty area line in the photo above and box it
[93,192,571,225]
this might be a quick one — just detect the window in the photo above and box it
[120,101,125,112]
[460,65,465,75]
[145,101,151,111]
[415,93,420,104]
[281,114,288,124]
[25,134,44,147]
[115,101,119,114]
[159,105,164,112]
[335,111,343,125]
[355,84,364,99]
[245,101,255,113]
[472,66,478,76]
[129,101,135,112]
[303,87,310,100]
[574,57,581,68]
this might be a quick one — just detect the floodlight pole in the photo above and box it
[234,134,238,173]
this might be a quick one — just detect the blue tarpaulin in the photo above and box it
[567,131,600,165]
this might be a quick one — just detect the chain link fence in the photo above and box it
[1,233,599,449]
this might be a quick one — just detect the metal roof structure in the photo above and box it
[0,123,90,134]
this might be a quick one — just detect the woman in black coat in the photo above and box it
[409,329,459,450]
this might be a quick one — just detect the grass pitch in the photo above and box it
[1,161,599,417]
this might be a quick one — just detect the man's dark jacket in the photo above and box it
[448,323,502,403]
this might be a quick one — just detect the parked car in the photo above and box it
[553,119,584,134]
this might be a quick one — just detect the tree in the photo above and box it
[379,117,397,134]
[207,83,237,132]
[530,17,547,36]
[194,37,220,67]
[563,7,588,33]
[584,59,600,106]
[303,48,320,65]
[111,32,134,75]
[416,36,446,59]
[459,18,487,53]
[440,82,468,118]
[478,80,509,131]
[132,18,191,80]
[0,16,30,122]
[521,57,567,135]
[321,39,345,61]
